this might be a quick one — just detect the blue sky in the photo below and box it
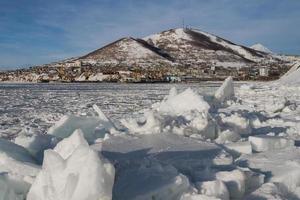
[0,0,300,69]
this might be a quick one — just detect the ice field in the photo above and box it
[0,83,220,139]
[1,77,300,199]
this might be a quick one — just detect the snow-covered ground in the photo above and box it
[1,78,300,199]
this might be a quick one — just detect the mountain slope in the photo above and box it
[81,37,173,69]
[0,27,292,82]
[80,28,276,71]
[143,28,271,68]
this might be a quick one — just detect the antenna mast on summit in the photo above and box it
[182,18,185,29]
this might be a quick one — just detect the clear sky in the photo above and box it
[1,0,300,69]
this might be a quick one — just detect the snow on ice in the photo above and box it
[2,72,300,199]
[121,87,218,139]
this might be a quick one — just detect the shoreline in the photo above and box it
[0,80,273,84]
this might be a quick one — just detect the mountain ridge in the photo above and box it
[0,27,295,82]
[144,28,266,64]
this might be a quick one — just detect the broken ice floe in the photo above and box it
[97,133,234,200]
[121,88,219,139]
[14,134,58,164]
[2,76,300,199]
[249,135,294,152]
[0,139,40,199]
[27,130,115,200]
[214,76,235,106]
[237,147,300,199]
[48,104,116,143]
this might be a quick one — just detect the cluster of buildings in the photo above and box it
[0,58,291,83]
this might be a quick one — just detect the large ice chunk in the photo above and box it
[215,169,246,199]
[97,133,233,199]
[0,139,39,178]
[214,76,235,104]
[121,88,218,139]
[14,134,58,163]
[154,88,210,115]
[0,138,36,164]
[27,130,115,200]
[48,114,101,142]
[180,193,221,200]
[224,141,252,156]
[48,105,115,143]
[196,180,229,200]
[215,130,241,144]
[249,135,294,152]
[53,129,89,159]
[245,183,286,200]
[99,133,233,174]
[239,167,265,194]
[279,62,300,85]
[0,173,33,200]
[220,113,251,136]
[237,147,300,197]
[113,163,190,200]
[0,139,40,199]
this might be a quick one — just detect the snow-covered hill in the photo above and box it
[81,37,173,69]
[144,28,265,62]
[250,43,273,54]
[144,28,273,66]
[80,28,279,70]
[0,27,293,82]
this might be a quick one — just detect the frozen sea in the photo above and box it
[3,79,300,199]
[0,82,223,139]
